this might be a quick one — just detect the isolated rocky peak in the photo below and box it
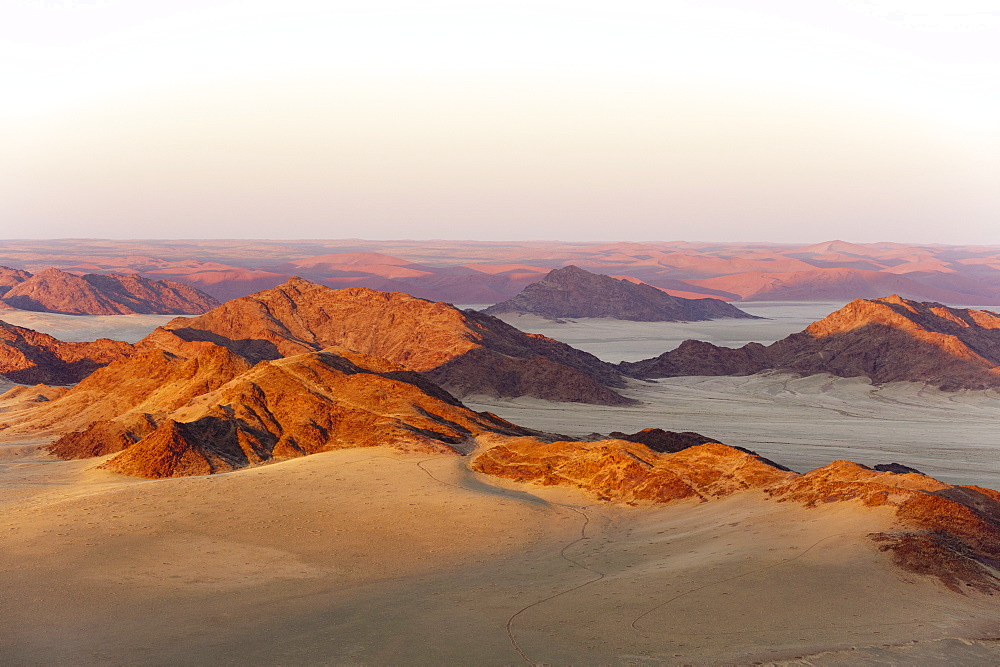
[483,264,754,321]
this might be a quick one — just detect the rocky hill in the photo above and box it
[154,277,632,405]
[2,268,218,315]
[0,319,135,385]
[483,265,754,321]
[48,347,535,478]
[472,435,1000,592]
[0,266,30,296]
[622,295,1000,390]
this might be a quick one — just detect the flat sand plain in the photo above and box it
[3,304,1000,663]
[0,309,176,343]
[487,300,850,362]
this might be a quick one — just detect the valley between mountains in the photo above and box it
[2,277,1000,664]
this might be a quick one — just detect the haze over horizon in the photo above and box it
[3,0,998,244]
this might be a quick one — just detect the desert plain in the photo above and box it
[2,303,1000,664]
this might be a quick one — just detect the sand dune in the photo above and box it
[3,444,999,664]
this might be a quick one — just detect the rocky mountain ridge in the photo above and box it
[1,267,218,315]
[156,277,632,405]
[622,295,1000,390]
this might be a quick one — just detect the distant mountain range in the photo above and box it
[0,239,997,305]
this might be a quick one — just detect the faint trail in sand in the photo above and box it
[629,533,846,633]
[413,456,606,665]
[503,503,605,665]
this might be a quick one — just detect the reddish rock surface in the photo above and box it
[0,266,30,296]
[51,348,535,478]
[0,319,135,384]
[474,437,1000,593]
[623,295,1000,390]
[156,277,631,405]
[2,268,218,315]
[768,461,1000,593]
[39,340,251,443]
[472,439,795,504]
[483,265,754,321]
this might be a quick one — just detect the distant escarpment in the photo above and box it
[622,295,1000,390]
[48,347,534,478]
[0,319,135,385]
[153,277,632,405]
[1,268,218,315]
[473,436,1000,593]
[483,265,755,321]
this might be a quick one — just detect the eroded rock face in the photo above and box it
[49,347,536,478]
[40,340,251,443]
[0,320,135,384]
[155,277,632,405]
[471,439,795,504]
[483,265,755,321]
[622,295,1000,390]
[2,268,218,315]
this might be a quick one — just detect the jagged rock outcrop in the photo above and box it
[0,319,135,384]
[767,461,1000,593]
[483,265,755,321]
[2,268,218,315]
[50,348,535,478]
[31,339,251,439]
[153,277,632,405]
[622,295,1000,390]
[473,437,1000,593]
[0,266,30,296]
[472,438,794,503]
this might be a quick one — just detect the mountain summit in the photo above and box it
[151,277,632,405]
[483,265,754,321]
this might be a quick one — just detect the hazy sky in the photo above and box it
[2,0,998,243]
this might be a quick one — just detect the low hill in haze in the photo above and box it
[483,265,755,321]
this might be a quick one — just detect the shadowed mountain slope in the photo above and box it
[622,295,1000,390]
[48,347,535,478]
[0,319,135,385]
[153,277,631,405]
[483,265,754,321]
[2,268,219,315]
